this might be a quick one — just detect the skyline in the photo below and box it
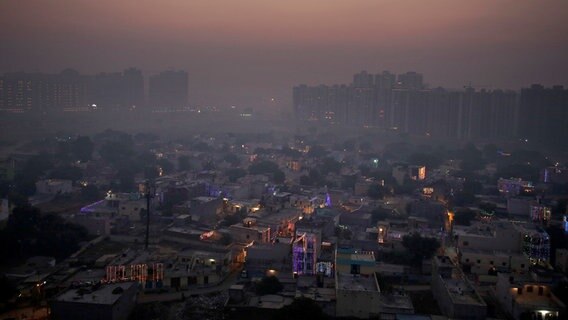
[1,0,568,109]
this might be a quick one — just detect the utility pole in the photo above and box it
[144,180,154,250]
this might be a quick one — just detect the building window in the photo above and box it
[538,287,544,296]
[463,241,469,246]
[490,261,494,265]
[465,258,470,263]
[477,259,481,264]
[521,264,525,268]
[527,286,533,293]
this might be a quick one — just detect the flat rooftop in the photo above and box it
[336,273,378,292]
[54,282,137,305]
[514,292,564,309]
[460,247,527,258]
[248,294,293,309]
[444,278,486,306]
[380,294,414,311]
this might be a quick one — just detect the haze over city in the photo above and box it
[1,1,568,320]
[1,0,568,108]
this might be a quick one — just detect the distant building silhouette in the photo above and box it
[519,84,568,147]
[293,70,525,142]
[149,70,188,110]
[0,68,145,112]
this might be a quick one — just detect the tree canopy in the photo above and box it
[402,233,440,266]
[256,276,283,295]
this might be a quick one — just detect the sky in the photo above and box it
[1,0,568,109]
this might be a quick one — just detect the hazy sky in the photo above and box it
[1,0,567,108]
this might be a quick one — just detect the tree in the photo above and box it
[280,147,301,157]
[222,153,240,167]
[0,205,89,259]
[482,143,498,163]
[273,297,327,320]
[0,275,17,303]
[157,159,174,175]
[8,192,29,208]
[72,136,94,162]
[49,165,83,182]
[479,202,497,213]
[307,145,328,158]
[320,157,342,175]
[99,140,134,165]
[402,233,440,266]
[256,276,283,295]
[178,156,191,171]
[249,160,279,175]
[14,153,55,195]
[368,184,387,200]
[453,209,477,226]
[371,208,390,224]
[273,169,286,184]
[225,168,247,182]
[408,152,442,169]
[117,166,136,191]
[80,185,101,201]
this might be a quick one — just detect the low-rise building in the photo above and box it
[229,219,271,244]
[335,248,414,318]
[495,273,565,320]
[431,256,487,320]
[35,179,73,195]
[50,282,138,320]
[459,248,530,275]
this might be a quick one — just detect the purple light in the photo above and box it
[80,199,105,213]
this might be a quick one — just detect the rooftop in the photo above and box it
[248,294,293,309]
[54,282,137,305]
[336,273,379,292]
[443,278,486,306]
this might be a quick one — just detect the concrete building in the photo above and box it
[245,242,292,279]
[495,273,565,320]
[498,178,533,197]
[335,248,414,318]
[555,249,568,273]
[459,248,530,275]
[431,256,487,319]
[335,272,382,318]
[50,282,138,320]
[79,192,147,222]
[455,220,551,263]
[35,179,73,195]
[70,212,111,236]
[229,219,271,244]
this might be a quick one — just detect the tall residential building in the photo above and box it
[397,71,424,90]
[0,69,89,112]
[292,71,524,142]
[149,70,189,109]
[519,84,568,146]
[0,68,145,112]
[90,68,145,109]
[123,68,144,108]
